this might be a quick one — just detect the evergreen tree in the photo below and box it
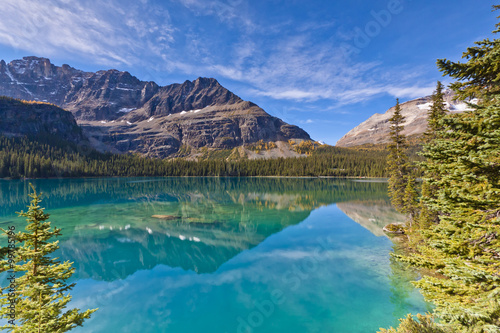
[402,173,418,223]
[387,99,416,223]
[425,81,447,142]
[419,81,448,228]
[0,185,97,332]
[417,181,435,230]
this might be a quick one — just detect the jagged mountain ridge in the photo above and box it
[336,90,476,147]
[131,77,242,121]
[0,57,159,120]
[0,56,310,158]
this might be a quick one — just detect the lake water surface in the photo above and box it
[0,178,429,333]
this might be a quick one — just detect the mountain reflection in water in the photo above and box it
[0,177,395,280]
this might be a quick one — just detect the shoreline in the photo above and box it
[1,175,388,181]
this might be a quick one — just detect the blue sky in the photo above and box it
[0,0,497,144]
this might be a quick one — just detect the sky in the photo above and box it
[0,0,498,144]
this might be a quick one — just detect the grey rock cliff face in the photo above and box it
[81,101,311,158]
[0,97,85,144]
[0,57,311,157]
[336,90,476,147]
[64,69,159,121]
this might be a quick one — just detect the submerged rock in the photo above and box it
[151,215,180,220]
[383,223,406,234]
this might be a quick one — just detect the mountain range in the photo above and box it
[0,56,477,155]
[0,56,310,158]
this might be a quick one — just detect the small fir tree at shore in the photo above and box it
[0,184,97,332]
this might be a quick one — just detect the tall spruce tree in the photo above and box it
[387,99,417,225]
[419,81,449,229]
[0,185,97,332]
[387,99,407,211]
[425,81,447,142]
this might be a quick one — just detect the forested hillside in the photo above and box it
[0,135,387,178]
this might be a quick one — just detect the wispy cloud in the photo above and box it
[175,0,255,31]
[295,20,337,32]
[207,31,434,105]
[0,0,175,66]
[256,89,330,101]
[0,0,437,107]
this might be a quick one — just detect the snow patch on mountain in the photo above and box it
[417,102,432,110]
[118,107,136,113]
[180,109,203,115]
[4,66,17,84]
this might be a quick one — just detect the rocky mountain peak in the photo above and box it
[11,56,54,78]
[336,90,476,147]
[193,77,220,88]
[64,70,158,121]
[85,69,142,88]
[132,76,243,120]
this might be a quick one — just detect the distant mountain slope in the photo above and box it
[0,56,310,158]
[336,90,477,147]
[0,97,85,144]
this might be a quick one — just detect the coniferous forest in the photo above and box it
[0,135,388,178]
[380,8,500,333]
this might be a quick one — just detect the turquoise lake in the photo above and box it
[0,178,429,332]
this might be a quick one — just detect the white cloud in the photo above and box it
[297,119,315,124]
[0,0,175,67]
[209,65,243,81]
